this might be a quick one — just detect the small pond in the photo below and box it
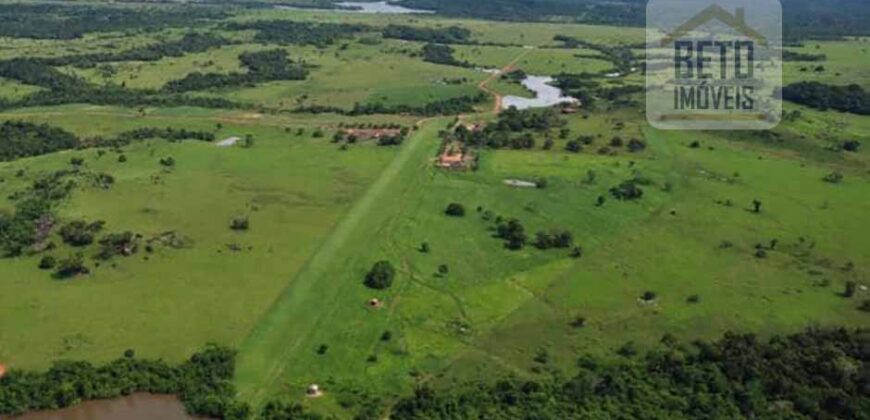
[13,393,195,420]
[502,76,579,110]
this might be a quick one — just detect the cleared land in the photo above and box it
[0,4,867,418]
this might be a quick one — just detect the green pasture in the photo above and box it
[784,39,870,86]
[0,106,399,370]
[200,40,485,110]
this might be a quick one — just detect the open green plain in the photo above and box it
[0,2,867,418]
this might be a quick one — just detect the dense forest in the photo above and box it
[392,328,869,419]
[382,24,472,44]
[395,0,870,40]
[0,346,249,418]
[0,121,79,162]
[295,93,486,117]
[164,49,309,93]
[394,0,644,26]
[0,3,226,39]
[782,82,870,115]
[225,20,369,47]
[420,43,470,67]
[41,33,233,69]
[455,107,566,149]
[1,329,865,419]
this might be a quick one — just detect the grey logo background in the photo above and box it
[646,0,782,130]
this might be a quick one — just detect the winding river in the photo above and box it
[278,1,433,14]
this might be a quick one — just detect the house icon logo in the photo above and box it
[645,0,782,130]
[660,5,767,47]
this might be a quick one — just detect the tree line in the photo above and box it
[225,20,369,48]
[453,107,566,150]
[0,121,79,162]
[383,24,472,44]
[40,33,232,69]
[0,3,226,40]
[164,49,309,93]
[1,328,865,418]
[0,120,216,162]
[393,0,870,40]
[420,43,472,67]
[782,82,870,115]
[295,93,487,117]
[392,328,869,419]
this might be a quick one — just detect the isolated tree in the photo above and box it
[55,253,89,279]
[230,216,249,231]
[438,264,449,275]
[565,139,582,153]
[419,242,430,253]
[365,260,395,290]
[596,195,606,207]
[641,291,657,301]
[752,199,763,213]
[842,140,861,152]
[843,281,857,298]
[38,255,56,270]
[445,203,465,217]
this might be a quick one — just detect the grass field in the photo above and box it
[0,4,867,418]
[0,106,400,369]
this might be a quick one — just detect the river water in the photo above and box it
[11,394,194,420]
[502,76,579,110]
[278,1,433,14]
[336,1,433,13]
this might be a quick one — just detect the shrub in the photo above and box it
[610,181,643,200]
[230,216,249,231]
[55,253,89,279]
[38,255,56,270]
[445,203,465,217]
[627,138,646,152]
[565,140,582,153]
[641,291,657,301]
[843,281,857,298]
[380,331,392,341]
[59,220,104,247]
[823,172,844,183]
[687,294,701,303]
[842,140,861,152]
[365,260,395,290]
[159,156,175,167]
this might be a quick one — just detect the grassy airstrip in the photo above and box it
[0,4,867,418]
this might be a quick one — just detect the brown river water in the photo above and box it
[7,393,195,420]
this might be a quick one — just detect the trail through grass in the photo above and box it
[234,120,444,403]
